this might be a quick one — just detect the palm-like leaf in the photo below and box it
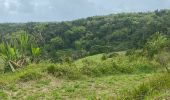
[31,47,40,57]
[0,43,7,55]
[19,31,29,53]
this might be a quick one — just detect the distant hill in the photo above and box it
[0,9,170,61]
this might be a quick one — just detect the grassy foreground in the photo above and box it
[0,53,170,100]
[0,73,155,100]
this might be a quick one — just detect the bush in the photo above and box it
[101,54,107,60]
[95,61,119,76]
[81,59,100,76]
[117,65,134,74]
[19,72,42,82]
[47,65,56,75]
[144,32,168,59]
[136,63,156,73]
[156,52,170,73]
[126,49,136,56]
[47,63,82,80]
[81,59,119,77]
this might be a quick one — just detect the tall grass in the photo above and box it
[46,55,157,79]
[0,51,159,85]
[119,73,170,100]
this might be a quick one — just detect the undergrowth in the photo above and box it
[0,52,159,87]
[119,73,170,100]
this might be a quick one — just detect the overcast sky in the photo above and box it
[0,0,170,23]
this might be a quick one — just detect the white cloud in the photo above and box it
[0,0,170,22]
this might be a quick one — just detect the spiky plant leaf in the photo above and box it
[0,43,7,55]
[8,61,15,72]
[31,47,40,57]
[18,31,29,54]
[9,47,15,59]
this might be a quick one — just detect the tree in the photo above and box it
[144,32,168,59]
[74,40,83,50]
[64,26,86,43]
[50,36,64,49]
[33,23,47,46]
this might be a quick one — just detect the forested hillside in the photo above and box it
[0,9,170,61]
[0,9,170,99]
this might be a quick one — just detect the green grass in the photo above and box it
[75,51,126,67]
[120,74,170,100]
[75,54,103,67]
[0,51,169,99]
[0,73,156,100]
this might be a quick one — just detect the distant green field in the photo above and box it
[75,54,103,67]
[75,51,126,67]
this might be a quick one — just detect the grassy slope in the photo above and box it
[0,52,169,100]
[75,51,126,67]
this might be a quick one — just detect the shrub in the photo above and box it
[47,64,82,80]
[144,32,168,59]
[81,59,119,77]
[101,53,107,60]
[95,61,119,76]
[126,49,136,56]
[136,63,156,73]
[47,65,56,75]
[19,72,42,82]
[156,52,170,73]
[81,59,100,76]
[80,63,96,76]
[117,65,134,74]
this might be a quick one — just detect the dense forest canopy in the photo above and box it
[0,9,170,61]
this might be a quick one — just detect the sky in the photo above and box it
[0,0,170,23]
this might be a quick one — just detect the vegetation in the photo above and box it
[0,9,170,61]
[0,31,41,72]
[0,9,170,99]
[120,74,170,100]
